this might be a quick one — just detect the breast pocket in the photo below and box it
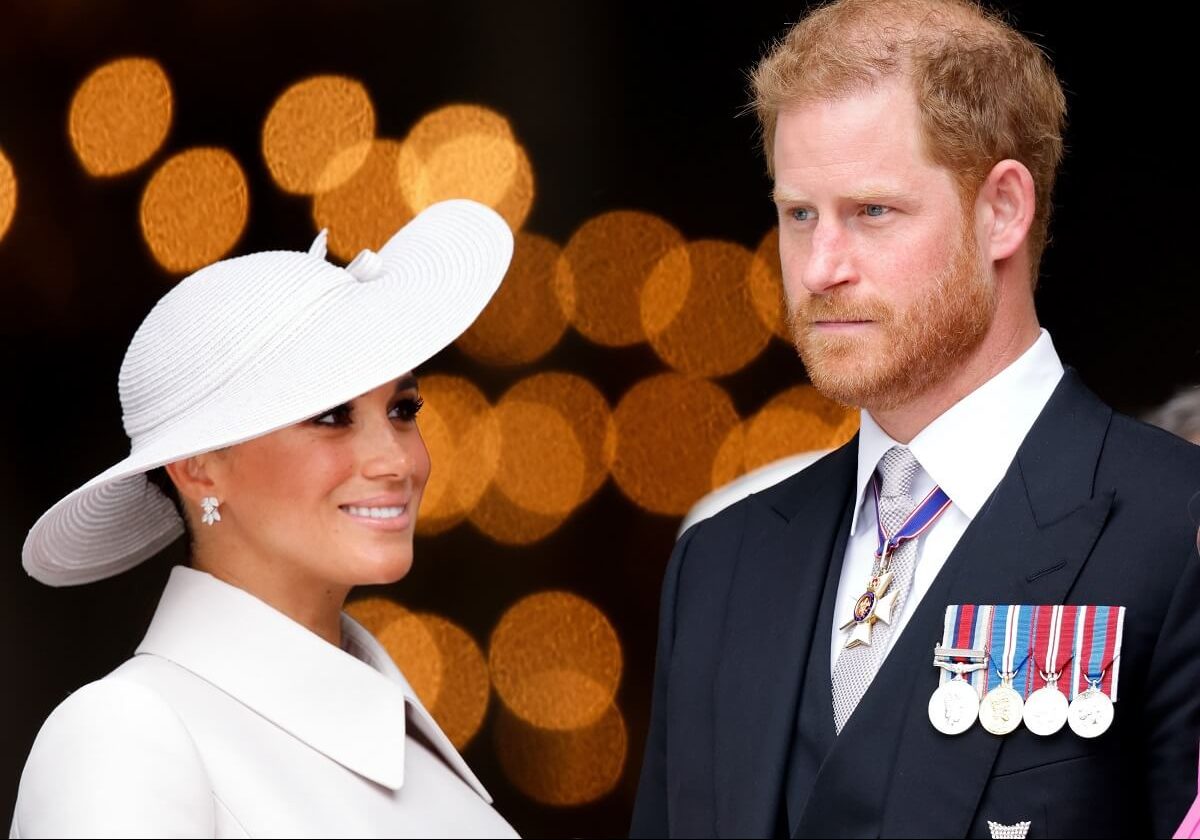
[968,753,1121,839]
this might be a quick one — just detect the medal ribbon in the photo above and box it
[939,604,993,694]
[1030,604,1078,694]
[874,480,953,566]
[1071,605,1125,701]
[986,604,1034,693]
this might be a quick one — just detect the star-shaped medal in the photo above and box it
[839,570,898,649]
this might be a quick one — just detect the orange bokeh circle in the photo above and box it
[642,239,771,377]
[69,57,172,176]
[611,373,740,515]
[262,75,375,195]
[489,591,622,730]
[139,147,248,273]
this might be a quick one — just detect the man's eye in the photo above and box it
[864,204,889,218]
[791,207,815,222]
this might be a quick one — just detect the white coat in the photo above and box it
[11,566,519,839]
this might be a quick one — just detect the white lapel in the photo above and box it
[135,566,491,802]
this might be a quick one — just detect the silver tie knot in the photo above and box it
[877,445,919,499]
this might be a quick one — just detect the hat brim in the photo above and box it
[24,200,513,586]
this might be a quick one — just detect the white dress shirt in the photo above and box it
[12,566,519,838]
[829,329,1065,674]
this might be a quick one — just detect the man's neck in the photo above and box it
[868,320,1042,444]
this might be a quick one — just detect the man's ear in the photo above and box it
[978,158,1036,263]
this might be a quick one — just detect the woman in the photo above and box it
[12,200,519,838]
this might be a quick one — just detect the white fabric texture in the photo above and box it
[11,567,518,839]
[829,329,1065,674]
[23,200,513,586]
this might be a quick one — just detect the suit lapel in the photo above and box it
[793,371,1115,837]
[714,443,856,838]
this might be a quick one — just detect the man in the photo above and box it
[631,1,1200,837]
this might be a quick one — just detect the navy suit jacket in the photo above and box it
[631,372,1200,838]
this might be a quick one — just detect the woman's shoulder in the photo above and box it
[13,673,215,838]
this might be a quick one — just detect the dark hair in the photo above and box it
[145,466,192,541]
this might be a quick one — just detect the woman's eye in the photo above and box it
[311,405,352,426]
[390,397,424,423]
[864,204,889,218]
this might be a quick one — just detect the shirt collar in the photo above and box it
[135,565,492,801]
[849,329,1065,535]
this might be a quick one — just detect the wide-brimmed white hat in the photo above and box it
[23,199,513,586]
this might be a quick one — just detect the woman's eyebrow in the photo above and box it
[394,374,419,394]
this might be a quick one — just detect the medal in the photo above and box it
[840,482,952,649]
[1068,683,1115,738]
[1065,605,1125,740]
[928,656,984,735]
[1023,684,1069,736]
[1022,605,1076,736]
[979,605,1031,736]
[839,569,898,649]
[928,603,993,736]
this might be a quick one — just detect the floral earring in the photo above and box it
[201,496,221,526]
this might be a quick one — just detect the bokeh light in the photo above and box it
[262,75,375,195]
[312,139,413,261]
[494,704,627,806]
[612,373,740,515]
[492,399,584,517]
[456,232,571,365]
[0,148,15,242]
[345,597,443,706]
[469,373,613,544]
[469,485,569,546]
[415,375,500,536]
[68,57,172,176]
[558,211,686,347]
[502,373,614,504]
[397,105,534,231]
[489,591,622,730]
[642,239,771,377]
[139,147,248,273]
[711,385,860,486]
[346,599,491,749]
[418,614,491,749]
[748,226,791,340]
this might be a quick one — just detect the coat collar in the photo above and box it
[135,566,492,801]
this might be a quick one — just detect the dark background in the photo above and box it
[1,2,1197,837]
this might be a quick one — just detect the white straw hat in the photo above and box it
[23,199,513,586]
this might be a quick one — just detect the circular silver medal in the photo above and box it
[979,685,1024,735]
[1022,686,1069,736]
[1067,688,1114,738]
[928,679,979,735]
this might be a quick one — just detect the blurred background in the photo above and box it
[1,1,1197,836]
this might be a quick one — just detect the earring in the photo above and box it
[201,496,221,526]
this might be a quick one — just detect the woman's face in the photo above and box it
[202,375,430,592]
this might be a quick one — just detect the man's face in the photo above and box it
[773,78,996,412]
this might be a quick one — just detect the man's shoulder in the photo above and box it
[1100,409,1200,494]
[682,443,855,545]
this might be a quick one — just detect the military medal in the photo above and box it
[929,646,987,735]
[840,568,898,649]
[1022,605,1076,736]
[1068,680,1115,738]
[1066,605,1125,739]
[840,481,952,649]
[979,605,1031,736]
